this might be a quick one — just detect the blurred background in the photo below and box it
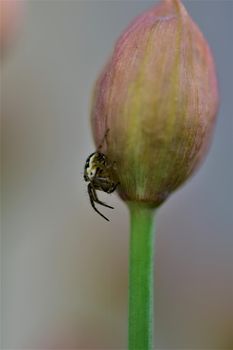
[1,0,232,349]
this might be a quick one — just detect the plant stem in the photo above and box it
[128,202,156,350]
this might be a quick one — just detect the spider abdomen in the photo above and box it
[84,151,119,221]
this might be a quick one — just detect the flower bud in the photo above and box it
[91,0,219,206]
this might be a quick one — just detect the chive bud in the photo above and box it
[91,0,219,207]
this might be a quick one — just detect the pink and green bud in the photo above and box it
[91,0,219,206]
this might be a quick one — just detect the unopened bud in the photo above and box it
[91,0,219,206]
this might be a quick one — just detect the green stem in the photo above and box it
[128,202,156,350]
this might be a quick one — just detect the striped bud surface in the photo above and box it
[91,0,219,206]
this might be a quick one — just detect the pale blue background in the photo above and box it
[1,1,233,348]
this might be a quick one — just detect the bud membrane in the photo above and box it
[91,0,219,206]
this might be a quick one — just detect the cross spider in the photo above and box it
[84,129,119,221]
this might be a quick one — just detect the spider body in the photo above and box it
[84,151,119,221]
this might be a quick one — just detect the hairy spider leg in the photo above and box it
[107,182,119,194]
[93,176,119,195]
[88,183,110,221]
[91,185,114,209]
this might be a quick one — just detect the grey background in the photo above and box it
[1,0,233,348]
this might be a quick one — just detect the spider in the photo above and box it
[84,129,119,221]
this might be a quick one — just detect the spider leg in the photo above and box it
[97,128,110,151]
[88,183,109,221]
[92,187,114,209]
[107,182,120,194]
